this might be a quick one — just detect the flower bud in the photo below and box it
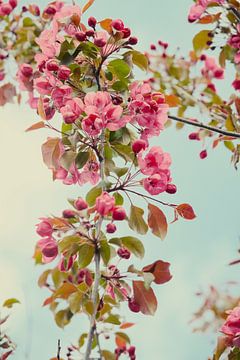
[199,149,207,159]
[44,5,56,15]
[42,242,58,258]
[128,37,138,45]
[88,16,97,28]
[128,298,140,313]
[74,198,88,211]
[132,139,147,153]
[1,3,13,15]
[76,31,87,41]
[57,65,71,81]
[94,38,106,47]
[112,206,126,221]
[166,184,177,194]
[111,19,124,31]
[46,60,59,72]
[62,209,76,218]
[106,223,117,234]
[188,132,199,140]
[9,0,17,9]
[128,346,136,357]
[150,44,156,50]
[36,220,53,237]
[86,29,94,37]
[121,27,131,38]
[117,247,131,259]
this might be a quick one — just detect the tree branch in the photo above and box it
[57,339,61,360]
[168,114,240,138]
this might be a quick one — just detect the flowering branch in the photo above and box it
[168,115,240,139]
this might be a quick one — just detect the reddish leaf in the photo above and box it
[120,322,135,329]
[99,18,113,33]
[133,281,157,316]
[115,332,130,348]
[42,137,62,171]
[1,351,13,360]
[0,83,16,106]
[197,13,221,24]
[82,0,95,13]
[43,296,54,306]
[25,121,45,132]
[165,94,180,107]
[142,260,172,285]
[37,97,47,120]
[148,204,168,240]
[176,203,196,220]
[54,283,78,300]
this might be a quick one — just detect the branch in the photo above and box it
[168,114,240,138]
[57,339,61,360]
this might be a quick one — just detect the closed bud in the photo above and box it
[76,31,87,41]
[88,16,97,28]
[86,29,94,37]
[42,242,58,258]
[106,223,117,234]
[9,0,17,9]
[62,209,76,218]
[117,247,131,260]
[128,346,136,357]
[166,183,177,194]
[121,27,131,38]
[1,3,13,15]
[112,206,126,221]
[150,44,156,50]
[58,65,71,81]
[188,132,199,140]
[111,19,124,31]
[74,198,88,211]
[94,38,106,47]
[46,60,59,72]
[199,149,208,159]
[132,139,147,153]
[128,37,138,45]
[44,5,56,15]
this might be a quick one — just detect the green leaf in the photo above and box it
[193,30,211,55]
[124,50,148,71]
[102,350,116,360]
[3,298,20,308]
[75,151,89,169]
[113,192,124,205]
[100,240,111,266]
[105,314,121,325]
[108,59,131,80]
[68,291,83,313]
[58,235,82,253]
[148,204,168,240]
[129,205,148,235]
[112,80,128,92]
[76,41,99,59]
[60,151,76,171]
[228,348,240,360]
[86,186,102,206]
[78,243,95,268]
[79,333,88,348]
[122,236,145,258]
[55,309,73,328]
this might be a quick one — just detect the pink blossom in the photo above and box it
[138,146,171,176]
[94,31,108,48]
[79,161,100,185]
[201,56,224,81]
[220,306,240,343]
[35,21,60,58]
[82,114,103,136]
[34,77,53,95]
[53,4,81,21]
[95,192,115,216]
[143,172,169,195]
[188,0,225,22]
[60,98,84,123]
[36,219,53,237]
[51,85,72,108]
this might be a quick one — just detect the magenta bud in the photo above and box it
[121,27,131,38]
[86,29,94,37]
[88,16,97,28]
[46,60,59,72]
[74,198,88,211]
[112,206,126,221]
[62,209,76,218]
[111,19,124,31]
[200,149,208,159]
[132,139,147,154]
[42,242,58,258]
[76,31,87,41]
[117,247,131,260]
[106,223,117,234]
[166,184,177,194]
[128,37,138,45]
[128,298,140,313]
[57,65,71,80]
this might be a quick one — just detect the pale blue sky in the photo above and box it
[0,1,239,359]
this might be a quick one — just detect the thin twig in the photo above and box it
[168,114,240,138]
[57,339,61,360]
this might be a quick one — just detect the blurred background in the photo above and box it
[0,0,239,359]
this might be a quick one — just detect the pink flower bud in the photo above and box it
[117,247,131,259]
[29,4,40,16]
[58,65,71,81]
[20,64,33,77]
[44,5,56,15]
[96,192,115,216]
[200,54,206,61]
[94,38,106,47]
[233,79,240,91]
[128,37,138,45]
[106,223,117,234]
[0,71,5,81]
[166,184,177,194]
[88,16,97,28]
[1,3,13,15]
[188,132,199,140]
[9,0,17,9]
[76,31,87,41]
[74,198,88,211]
[86,29,94,37]
[132,139,147,153]
[150,44,156,51]
[112,206,126,221]
[111,19,124,31]
[42,242,58,258]
[199,149,207,159]
[128,346,136,357]
[46,60,59,72]
[121,27,131,38]
[128,298,140,313]
[36,220,53,237]
[62,209,76,218]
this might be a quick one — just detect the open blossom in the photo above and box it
[35,21,60,58]
[83,91,130,135]
[60,98,84,123]
[220,306,240,346]
[129,81,168,139]
[51,85,73,108]
[138,146,171,176]
[143,172,170,195]
[188,0,225,22]
[201,56,224,81]
[96,192,115,216]
[79,160,100,185]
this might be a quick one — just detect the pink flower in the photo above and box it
[143,172,169,195]
[220,306,240,343]
[79,161,100,185]
[83,91,129,133]
[36,219,53,237]
[138,146,171,176]
[60,98,84,123]
[35,21,60,58]
[233,79,240,91]
[95,192,115,216]
[188,0,225,22]
[51,85,72,108]
[34,77,53,95]
[53,4,81,21]
[37,237,58,263]
[201,56,224,81]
